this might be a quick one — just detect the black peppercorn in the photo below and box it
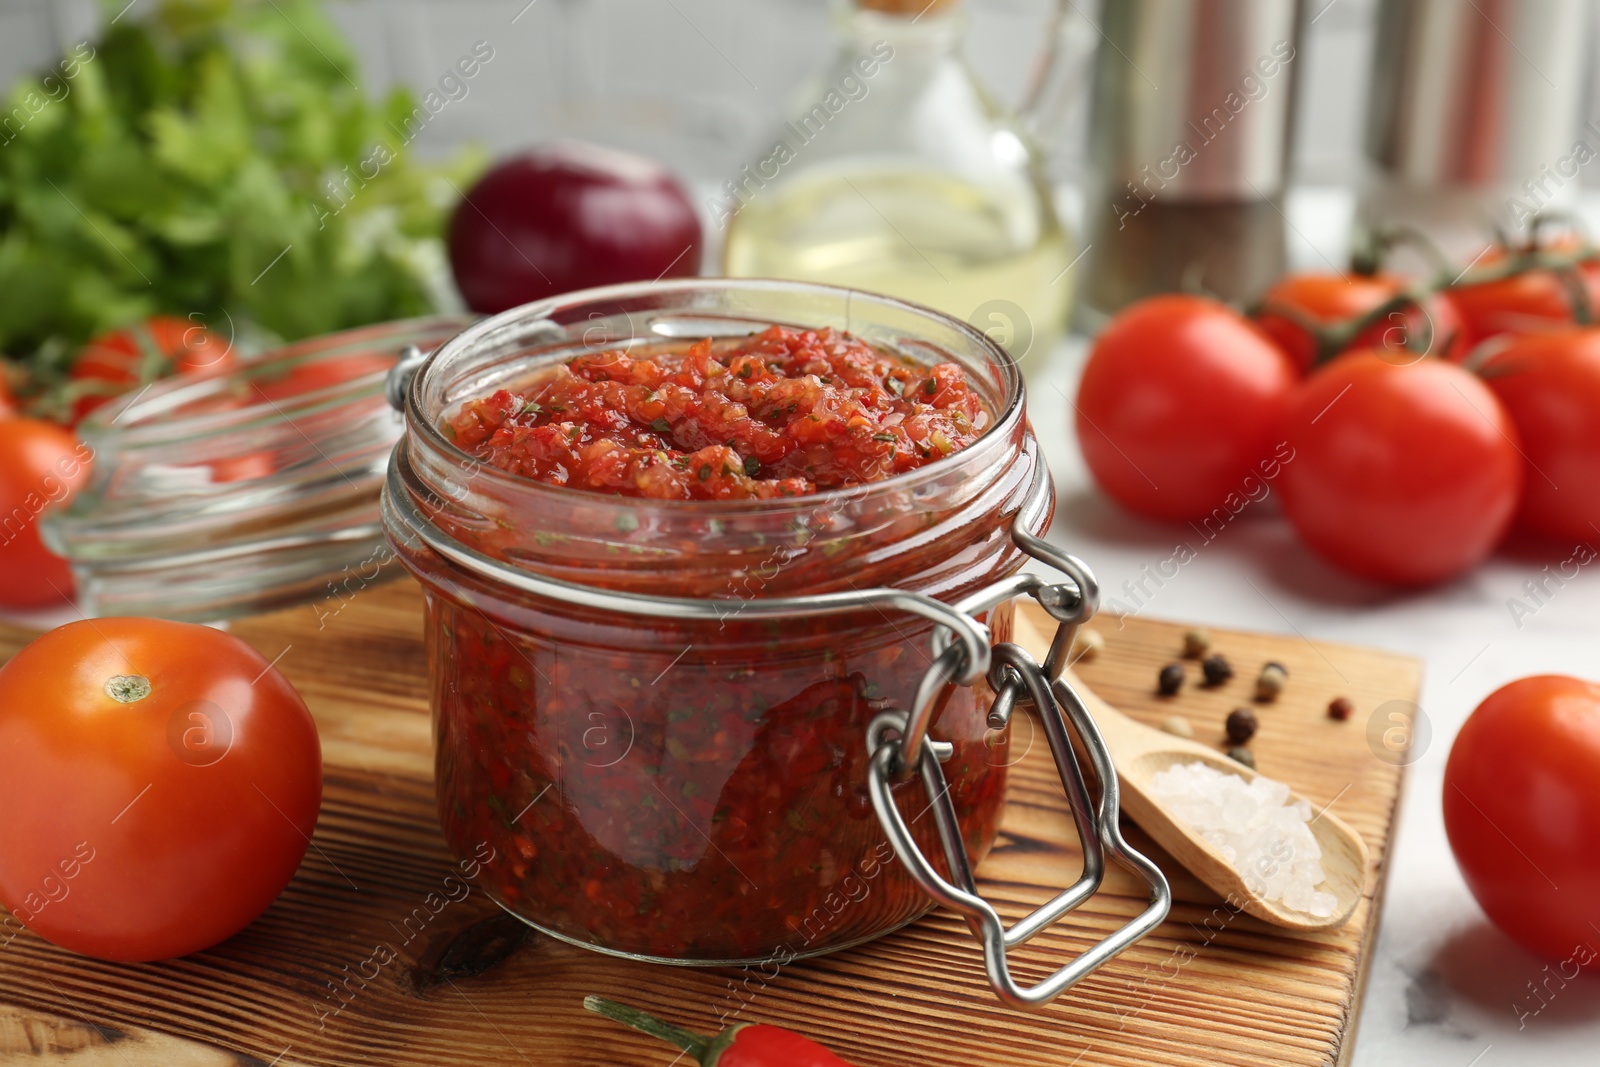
[1157,663,1184,696]
[1226,707,1258,743]
[1255,661,1288,702]
[1201,653,1233,686]
[1328,696,1353,721]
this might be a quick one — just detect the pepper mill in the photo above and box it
[1077,0,1304,326]
[1360,0,1591,266]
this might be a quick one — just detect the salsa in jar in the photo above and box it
[444,324,990,499]
[385,281,1049,963]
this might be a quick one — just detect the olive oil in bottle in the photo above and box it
[719,0,1076,363]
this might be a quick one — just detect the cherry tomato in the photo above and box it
[1480,328,1600,543]
[251,352,396,403]
[70,316,235,425]
[0,419,93,608]
[1443,251,1600,351]
[1255,271,1464,373]
[1278,351,1522,585]
[0,618,321,962]
[1445,675,1600,967]
[1076,295,1297,523]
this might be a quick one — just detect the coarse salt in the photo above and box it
[1148,760,1338,918]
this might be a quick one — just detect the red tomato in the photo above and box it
[1076,295,1298,523]
[0,419,93,608]
[1480,328,1600,543]
[1278,352,1522,585]
[1443,253,1600,351]
[0,618,321,962]
[0,376,15,420]
[71,316,235,424]
[1255,271,1464,373]
[1445,675,1600,967]
[251,352,396,403]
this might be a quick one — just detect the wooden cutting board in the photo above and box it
[0,578,1420,1067]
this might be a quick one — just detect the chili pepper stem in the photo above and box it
[584,996,714,1060]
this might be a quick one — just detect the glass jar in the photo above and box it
[383,280,1049,965]
[44,317,470,622]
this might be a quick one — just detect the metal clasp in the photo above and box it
[865,508,1171,1009]
[385,344,430,413]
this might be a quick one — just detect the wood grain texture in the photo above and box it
[0,579,1421,1067]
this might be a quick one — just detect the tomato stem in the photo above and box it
[1350,223,1455,281]
[1257,221,1600,371]
[1299,289,1436,368]
[1555,267,1595,326]
[104,674,151,703]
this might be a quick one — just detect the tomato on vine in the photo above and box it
[1255,271,1463,372]
[1442,239,1600,350]
[1075,295,1297,523]
[70,316,235,425]
[1480,327,1600,543]
[1277,350,1522,585]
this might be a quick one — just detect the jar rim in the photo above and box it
[404,278,1026,515]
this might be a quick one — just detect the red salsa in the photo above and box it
[444,325,990,499]
[419,325,1017,962]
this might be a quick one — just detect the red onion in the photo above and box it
[448,142,703,313]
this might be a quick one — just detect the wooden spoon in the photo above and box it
[1011,607,1368,929]
[1062,670,1369,931]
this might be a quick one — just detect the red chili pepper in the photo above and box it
[584,995,856,1067]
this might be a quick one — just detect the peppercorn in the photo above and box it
[1157,663,1185,696]
[1072,628,1105,663]
[1227,746,1257,769]
[1201,653,1233,686]
[1255,662,1288,702]
[1225,707,1258,743]
[1182,628,1212,659]
[1328,696,1353,721]
[1159,715,1194,739]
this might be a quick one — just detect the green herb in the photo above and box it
[650,416,672,434]
[0,0,481,384]
[924,379,937,396]
[522,400,543,417]
[698,464,712,481]
[742,456,760,477]
[872,432,896,442]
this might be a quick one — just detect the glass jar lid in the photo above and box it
[43,316,472,622]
